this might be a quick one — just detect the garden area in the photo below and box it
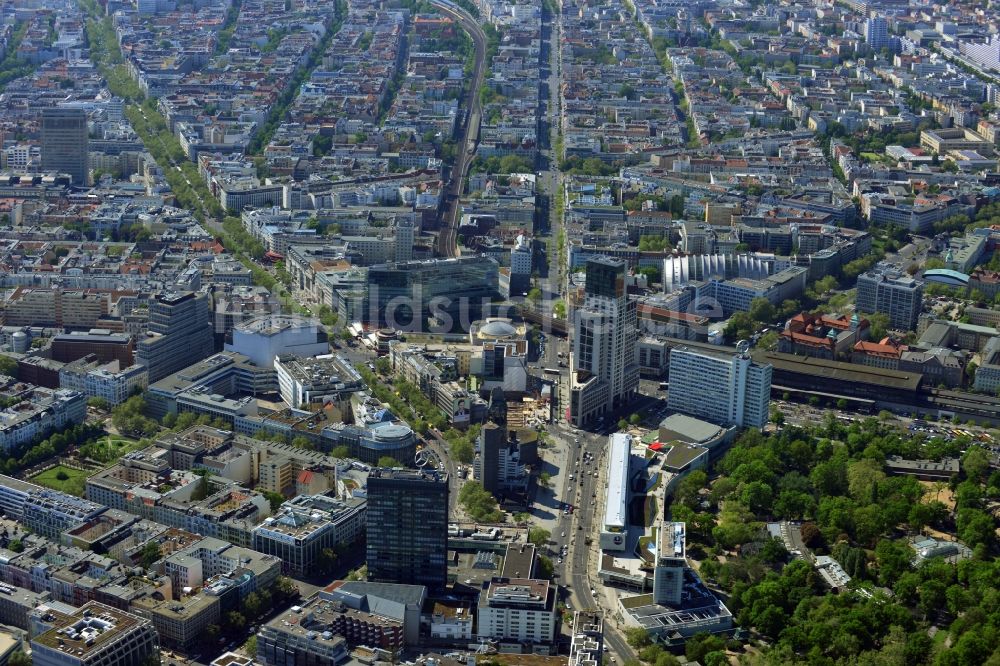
[30,465,90,497]
[78,435,143,465]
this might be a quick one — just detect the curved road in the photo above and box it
[430,0,487,257]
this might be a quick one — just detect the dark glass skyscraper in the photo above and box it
[584,256,626,299]
[366,468,449,591]
[41,108,89,186]
[365,256,498,330]
[569,257,638,427]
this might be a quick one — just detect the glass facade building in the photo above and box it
[366,468,449,591]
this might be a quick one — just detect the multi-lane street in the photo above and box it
[535,0,565,301]
[543,420,638,664]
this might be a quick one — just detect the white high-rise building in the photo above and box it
[569,258,639,427]
[666,343,772,429]
[510,234,532,294]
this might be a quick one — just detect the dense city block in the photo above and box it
[0,0,998,663]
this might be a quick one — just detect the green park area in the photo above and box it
[31,465,90,496]
[78,435,143,464]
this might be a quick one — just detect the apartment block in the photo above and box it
[260,584,427,666]
[477,578,558,651]
[0,387,87,452]
[59,357,148,407]
[130,591,219,654]
[162,536,280,599]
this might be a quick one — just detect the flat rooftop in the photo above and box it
[429,600,473,620]
[621,570,732,632]
[755,350,923,392]
[473,656,567,666]
[603,433,630,531]
[53,331,131,344]
[885,456,960,473]
[275,353,361,387]
[33,602,146,656]
[149,352,265,395]
[234,315,318,336]
[660,443,707,471]
[658,413,725,445]
[254,497,365,539]
[658,522,686,560]
[501,542,536,579]
[485,578,550,606]
[264,596,376,645]
[367,468,447,484]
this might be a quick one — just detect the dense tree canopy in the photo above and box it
[458,481,503,523]
[669,416,999,665]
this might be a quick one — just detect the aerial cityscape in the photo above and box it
[0,0,998,663]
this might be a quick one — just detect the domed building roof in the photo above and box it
[479,320,517,337]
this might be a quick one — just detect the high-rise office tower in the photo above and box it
[475,422,505,494]
[366,468,449,591]
[136,292,215,383]
[41,107,89,186]
[569,257,639,427]
[866,16,888,51]
[666,342,772,429]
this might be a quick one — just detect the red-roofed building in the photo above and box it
[295,466,336,496]
[851,337,907,370]
[778,312,869,360]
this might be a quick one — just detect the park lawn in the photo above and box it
[82,435,144,464]
[860,152,884,163]
[31,465,89,496]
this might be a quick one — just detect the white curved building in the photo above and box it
[661,253,772,293]
[225,315,329,368]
